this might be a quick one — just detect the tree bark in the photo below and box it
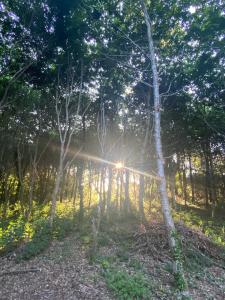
[182,165,188,207]
[107,166,113,214]
[124,169,130,213]
[141,0,176,248]
[141,1,187,290]
[49,150,64,227]
[188,154,195,203]
[139,174,145,218]
[77,163,84,222]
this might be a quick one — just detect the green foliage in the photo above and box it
[94,254,151,299]
[185,248,213,272]
[171,230,187,292]
[116,249,129,262]
[52,216,74,240]
[0,217,26,253]
[128,258,142,270]
[17,214,74,260]
[103,267,151,299]
[173,209,225,247]
[0,202,75,260]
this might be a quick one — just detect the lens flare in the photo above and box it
[115,162,123,169]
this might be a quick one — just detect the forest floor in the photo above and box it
[0,216,225,300]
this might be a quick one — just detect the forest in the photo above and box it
[0,0,225,299]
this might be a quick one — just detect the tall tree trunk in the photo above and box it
[203,147,211,208]
[107,166,113,214]
[141,0,187,290]
[50,150,64,226]
[170,174,177,209]
[77,163,84,222]
[139,88,151,219]
[115,172,120,210]
[119,170,123,213]
[28,165,36,219]
[188,154,195,203]
[88,163,93,209]
[182,165,188,207]
[124,169,130,213]
[59,169,66,203]
[72,175,78,214]
[208,145,217,217]
[139,174,145,218]
[132,172,137,207]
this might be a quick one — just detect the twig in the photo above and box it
[0,268,40,277]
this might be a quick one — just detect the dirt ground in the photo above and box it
[0,224,225,300]
[0,235,112,300]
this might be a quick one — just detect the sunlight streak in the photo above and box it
[75,150,161,181]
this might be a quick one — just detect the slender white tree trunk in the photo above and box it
[140,1,188,292]
[140,0,176,248]
[49,149,64,227]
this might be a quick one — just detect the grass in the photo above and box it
[97,256,151,300]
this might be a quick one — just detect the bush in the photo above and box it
[53,216,73,240]
[0,217,26,253]
[16,218,52,260]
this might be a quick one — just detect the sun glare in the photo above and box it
[188,5,196,14]
[115,161,124,169]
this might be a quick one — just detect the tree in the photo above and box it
[140,0,188,291]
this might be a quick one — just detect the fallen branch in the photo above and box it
[0,268,40,277]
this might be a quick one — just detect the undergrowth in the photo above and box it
[0,202,75,260]
[98,256,151,300]
[173,207,225,247]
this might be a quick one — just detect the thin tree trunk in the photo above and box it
[124,169,130,213]
[115,172,119,210]
[188,155,195,203]
[139,90,151,218]
[88,164,93,209]
[182,166,188,207]
[50,151,64,227]
[141,0,187,290]
[72,176,78,213]
[170,174,177,209]
[77,163,84,222]
[107,166,113,214]
[139,175,145,218]
[119,171,123,213]
[132,172,137,207]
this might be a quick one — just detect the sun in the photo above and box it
[115,161,124,169]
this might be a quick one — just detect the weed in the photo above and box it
[97,256,151,299]
[128,258,142,270]
[103,267,151,299]
[116,249,129,262]
[185,248,212,272]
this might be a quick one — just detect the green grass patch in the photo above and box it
[96,255,151,299]
[103,267,151,299]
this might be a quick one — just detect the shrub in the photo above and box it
[0,217,26,253]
